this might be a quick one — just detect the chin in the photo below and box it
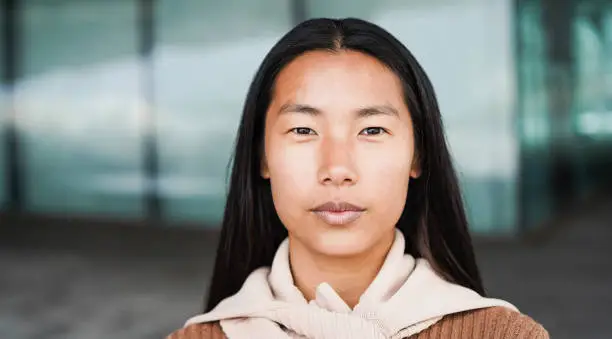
[308,227,390,258]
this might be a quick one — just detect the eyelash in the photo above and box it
[289,127,388,136]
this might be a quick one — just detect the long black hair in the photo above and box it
[205,17,484,311]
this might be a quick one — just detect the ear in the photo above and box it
[410,155,421,179]
[261,156,270,179]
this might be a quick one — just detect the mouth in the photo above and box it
[311,201,365,226]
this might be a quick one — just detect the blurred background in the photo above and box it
[0,0,610,338]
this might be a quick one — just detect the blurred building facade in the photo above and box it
[1,0,611,235]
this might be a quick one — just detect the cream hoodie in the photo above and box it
[184,230,517,339]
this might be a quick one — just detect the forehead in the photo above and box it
[271,50,406,109]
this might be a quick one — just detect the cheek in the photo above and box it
[265,138,317,209]
[358,144,413,213]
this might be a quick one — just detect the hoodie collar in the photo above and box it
[185,230,517,338]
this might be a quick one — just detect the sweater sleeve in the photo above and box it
[411,306,549,339]
[166,322,227,339]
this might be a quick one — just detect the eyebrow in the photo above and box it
[278,103,400,119]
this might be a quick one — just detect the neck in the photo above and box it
[288,231,395,309]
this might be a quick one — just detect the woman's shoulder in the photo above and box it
[164,307,546,339]
[166,322,226,339]
[413,306,549,339]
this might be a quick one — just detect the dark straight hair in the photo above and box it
[205,17,484,312]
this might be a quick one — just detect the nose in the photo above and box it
[317,138,358,186]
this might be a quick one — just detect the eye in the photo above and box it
[360,127,387,136]
[290,127,317,135]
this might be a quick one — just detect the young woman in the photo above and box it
[168,18,548,339]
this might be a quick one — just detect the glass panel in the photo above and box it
[517,0,612,230]
[0,10,5,210]
[308,0,518,234]
[154,0,293,225]
[572,2,612,195]
[516,0,554,229]
[0,97,5,211]
[16,1,144,218]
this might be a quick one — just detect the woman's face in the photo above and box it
[262,50,419,257]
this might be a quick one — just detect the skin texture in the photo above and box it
[261,50,420,308]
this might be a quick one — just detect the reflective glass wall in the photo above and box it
[16,1,144,218]
[517,0,612,229]
[516,0,554,228]
[0,88,5,209]
[0,5,8,210]
[572,1,612,192]
[0,12,5,210]
[3,0,608,235]
[2,0,294,226]
[154,0,293,223]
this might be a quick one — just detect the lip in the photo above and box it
[311,201,365,226]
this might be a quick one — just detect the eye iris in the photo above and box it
[364,127,381,135]
[297,128,311,135]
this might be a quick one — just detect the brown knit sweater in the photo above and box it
[167,306,549,339]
